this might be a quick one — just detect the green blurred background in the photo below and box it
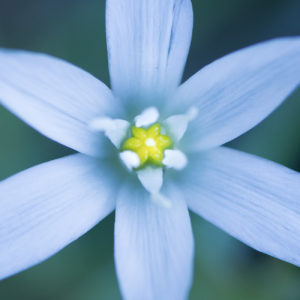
[0,0,300,299]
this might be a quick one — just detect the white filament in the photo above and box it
[89,117,129,148]
[134,107,159,127]
[162,149,187,170]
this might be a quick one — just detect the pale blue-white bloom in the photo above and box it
[1,0,300,299]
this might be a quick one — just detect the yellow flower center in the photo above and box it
[122,123,172,167]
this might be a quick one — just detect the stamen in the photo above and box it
[119,151,140,171]
[134,107,159,127]
[151,193,172,208]
[137,166,162,194]
[122,123,172,167]
[162,149,187,170]
[89,117,129,148]
[137,166,172,208]
[163,107,198,142]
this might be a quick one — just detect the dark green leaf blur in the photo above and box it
[0,0,299,299]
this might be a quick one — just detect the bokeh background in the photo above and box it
[0,0,300,299]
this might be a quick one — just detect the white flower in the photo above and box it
[1,0,300,299]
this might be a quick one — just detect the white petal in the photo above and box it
[182,147,300,266]
[163,149,187,170]
[0,49,120,157]
[115,181,194,300]
[173,37,300,150]
[134,107,159,128]
[0,154,118,279]
[163,107,198,142]
[90,117,129,148]
[106,0,193,100]
[119,151,140,171]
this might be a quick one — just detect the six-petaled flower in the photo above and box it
[0,0,300,300]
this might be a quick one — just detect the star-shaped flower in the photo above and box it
[0,0,300,299]
[122,122,172,166]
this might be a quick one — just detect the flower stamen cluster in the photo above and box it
[122,123,172,167]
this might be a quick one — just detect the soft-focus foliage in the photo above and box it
[0,0,299,299]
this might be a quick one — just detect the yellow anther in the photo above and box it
[122,123,172,167]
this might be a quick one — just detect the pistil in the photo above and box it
[122,123,172,167]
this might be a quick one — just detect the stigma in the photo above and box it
[89,106,195,172]
[89,106,197,206]
[122,123,172,168]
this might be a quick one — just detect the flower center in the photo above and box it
[121,123,172,167]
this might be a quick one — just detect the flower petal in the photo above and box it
[115,181,194,300]
[0,154,118,279]
[106,0,193,101]
[174,37,300,150]
[182,147,300,266]
[0,49,120,157]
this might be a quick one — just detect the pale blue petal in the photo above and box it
[182,147,300,266]
[106,0,193,102]
[0,154,118,279]
[0,49,121,157]
[115,181,194,300]
[173,37,300,151]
